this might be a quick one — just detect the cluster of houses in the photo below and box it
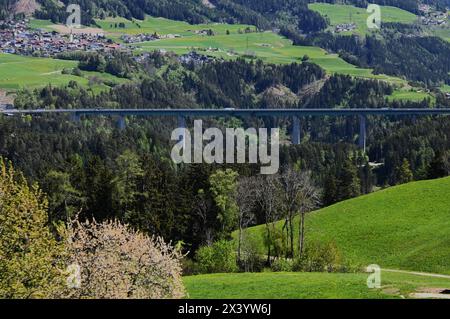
[420,11,448,26]
[121,33,158,43]
[0,19,125,57]
[419,4,448,26]
[334,23,357,33]
[121,32,181,44]
[178,51,215,65]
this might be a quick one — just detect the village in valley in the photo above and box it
[0,18,219,68]
[0,19,124,57]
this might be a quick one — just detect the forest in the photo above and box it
[1,0,450,299]
[2,53,449,257]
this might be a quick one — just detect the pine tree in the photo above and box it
[397,158,413,184]
[323,173,338,206]
[337,159,361,201]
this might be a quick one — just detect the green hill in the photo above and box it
[242,177,450,275]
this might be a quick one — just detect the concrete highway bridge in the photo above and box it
[2,108,450,151]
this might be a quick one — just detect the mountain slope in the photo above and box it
[244,177,450,274]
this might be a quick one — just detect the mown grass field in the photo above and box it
[183,271,450,299]
[239,177,450,275]
[0,53,84,89]
[0,53,127,91]
[308,3,418,35]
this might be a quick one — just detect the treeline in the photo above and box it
[30,0,272,29]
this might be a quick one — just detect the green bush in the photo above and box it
[181,258,198,276]
[293,241,344,272]
[239,235,264,272]
[195,240,238,274]
[270,259,293,272]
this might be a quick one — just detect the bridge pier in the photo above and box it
[117,115,126,131]
[292,116,301,145]
[70,113,80,123]
[359,115,366,152]
[178,116,186,144]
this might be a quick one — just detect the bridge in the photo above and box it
[2,108,450,151]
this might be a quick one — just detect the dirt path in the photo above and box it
[382,268,450,279]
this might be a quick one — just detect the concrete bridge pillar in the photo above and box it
[70,113,80,123]
[178,116,186,144]
[117,115,126,131]
[292,116,301,145]
[359,115,366,152]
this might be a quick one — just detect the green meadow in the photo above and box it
[183,271,450,299]
[433,28,450,42]
[0,53,127,91]
[308,3,418,35]
[387,89,434,103]
[239,177,450,275]
[95,16,254,42]
[0,53,84,89]
[28,19,57,32]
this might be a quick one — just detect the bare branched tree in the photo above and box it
[253,174,283,263]
[280,167,321,257]
[235,177,256,262]
[295,171,322,256]
[194,189,214,246]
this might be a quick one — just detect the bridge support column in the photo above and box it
[178,116,186,145]
[117,115,126,131]
[70,113,80,123]
[359,115,366,152]
[292,116,301,145]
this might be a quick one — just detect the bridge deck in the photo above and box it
[2,108,450,117]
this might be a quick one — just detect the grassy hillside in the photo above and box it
[0,53,127,91]
[242,177,450,275]
[91,16,408,84]
[95,16,254,38]
[29,17,416,89]
[183,271,450,299]
[135,31,405,83]
[308,3,418,35]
